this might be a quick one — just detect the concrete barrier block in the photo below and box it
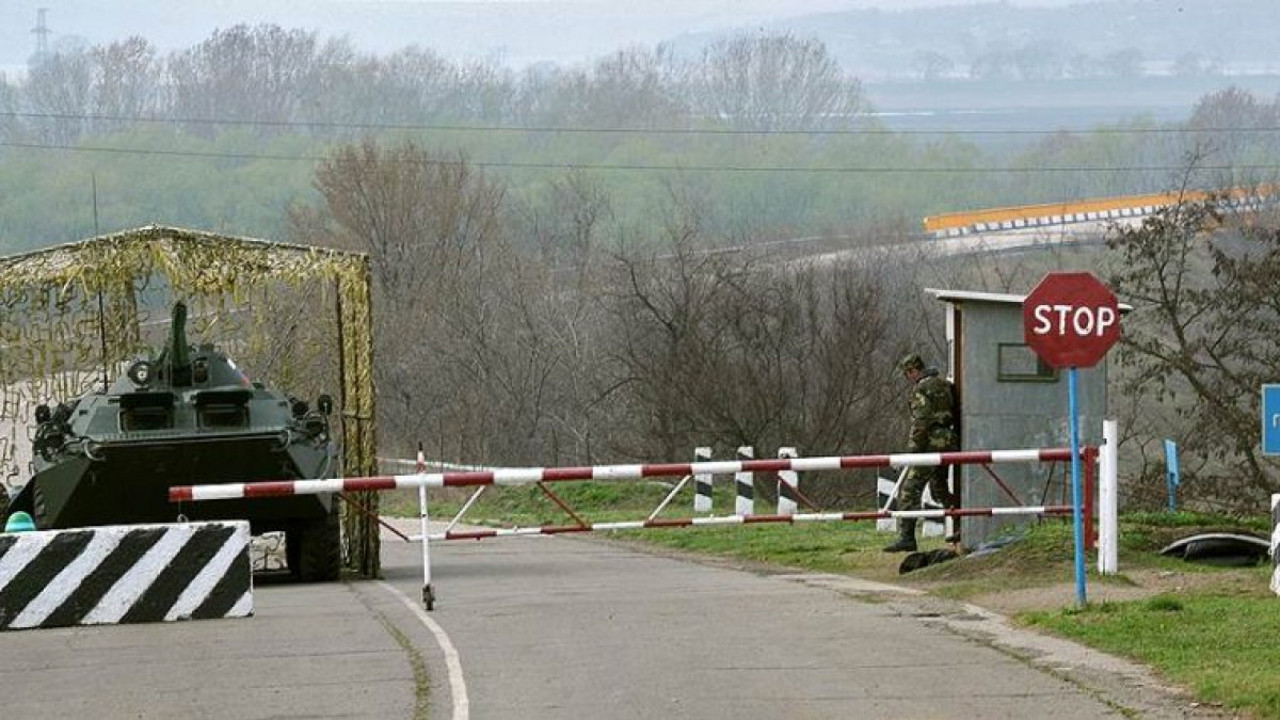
[0,521,252,631]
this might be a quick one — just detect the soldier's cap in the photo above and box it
[897,353,925,372]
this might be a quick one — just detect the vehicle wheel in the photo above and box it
[297,501,342,582]
[285,528,302,576]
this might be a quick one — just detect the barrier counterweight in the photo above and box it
[694,447,713,513]
[777,447,799,515]
[735,446,754,516]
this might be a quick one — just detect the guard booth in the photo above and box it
[926,288,1119,548]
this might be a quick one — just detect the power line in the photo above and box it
[3,110,1280,137]
[4,140,1279,175]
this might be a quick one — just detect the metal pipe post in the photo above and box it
[1068,367,1087,606]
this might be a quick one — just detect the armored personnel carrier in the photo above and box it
[8,301,342,581]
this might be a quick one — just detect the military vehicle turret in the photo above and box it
[8,301,342,581]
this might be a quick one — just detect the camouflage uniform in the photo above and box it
[899,371,959,512]
[886,353,959,552]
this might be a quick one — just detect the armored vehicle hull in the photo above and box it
[8,302,342,581]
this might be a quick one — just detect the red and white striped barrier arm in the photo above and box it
[169,447,1078,502]
[426,505,1074,541]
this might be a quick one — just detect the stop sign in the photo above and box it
[1023,271,1121,368]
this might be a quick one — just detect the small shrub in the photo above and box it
[1143,594,1184,612]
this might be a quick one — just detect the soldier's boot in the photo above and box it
[882,519,917,553]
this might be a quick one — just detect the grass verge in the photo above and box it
[1024,593,1280,719]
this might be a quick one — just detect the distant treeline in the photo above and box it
[0,25,1278,252]
[763,0,1280,81]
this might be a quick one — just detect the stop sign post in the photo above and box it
[1023,272,1122,606]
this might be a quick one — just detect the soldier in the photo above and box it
[884,353,960,553]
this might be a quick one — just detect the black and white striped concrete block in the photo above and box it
[694,446,713,513]
[735,446,754,516]
[0,521,252,631]
[1272,494,1278,597]
[777,447,799,515]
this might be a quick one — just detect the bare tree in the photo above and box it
[1104,191,1280,509]
[1184,87,1280,183]
[89,37,160,130]
[601,192,904,503]
[163,25,341,136]
[0,74,23,142]
[693,32,864,131]
[25,47,94,144]
[289,139,601,466]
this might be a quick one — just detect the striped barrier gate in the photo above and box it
[0,521,252,631]
[170,446,1100,610]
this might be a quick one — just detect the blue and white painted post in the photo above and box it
[1264,386,1279,597]
[1164,439,1180,513]
[735,446,754,516]
[694,446,713,513]
[777,447,799,515]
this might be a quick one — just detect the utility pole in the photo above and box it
[31,8,52,64]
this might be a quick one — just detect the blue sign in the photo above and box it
[1265,385,1280,456]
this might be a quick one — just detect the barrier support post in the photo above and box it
[1084,445,1097,552]
[1098,419,1119,575]
[417,446,434,611]
[1271,494,1279,597]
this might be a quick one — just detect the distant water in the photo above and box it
[860,106,1193,134]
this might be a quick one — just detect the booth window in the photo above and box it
[997,343,1058,382]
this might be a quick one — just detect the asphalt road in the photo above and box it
[0,522,1222,720]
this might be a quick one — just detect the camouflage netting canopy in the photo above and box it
[0,225,379,576]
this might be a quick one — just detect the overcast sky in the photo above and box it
[2,0,1094,70]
